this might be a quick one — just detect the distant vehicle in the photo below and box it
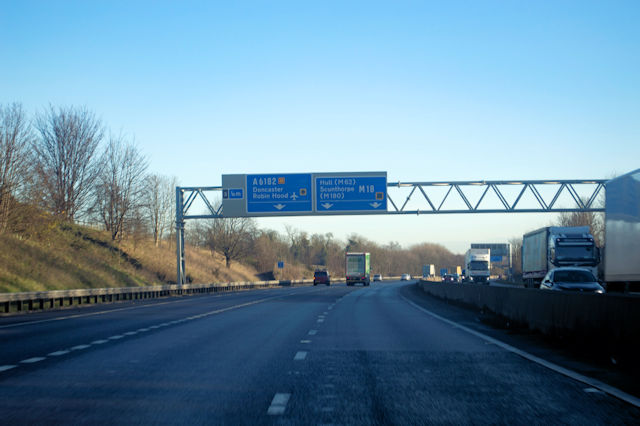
[313,270,330,286]
[373,274,382,282]
[439,268,448,277]
[522,226,599,289]
[464,248,490,283]
[539,267,605,293]
[346,252,371,286]
[400,273,411,281]
[442,274,459,283]
[422,264,435,278]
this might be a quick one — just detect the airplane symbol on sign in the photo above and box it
[291,192,298,201]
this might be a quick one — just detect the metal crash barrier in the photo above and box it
[0,280,312,314]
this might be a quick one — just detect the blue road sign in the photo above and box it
[315,175,387,213]
[277,261,284,269]
[247,174,312,213]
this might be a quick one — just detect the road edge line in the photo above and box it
[400,293,640,409]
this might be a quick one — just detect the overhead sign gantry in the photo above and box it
[176,170,609,285]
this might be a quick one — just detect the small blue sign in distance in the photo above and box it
[277,261,284,269]
[490,255,503,262]
[316,175,387,212]
[247,174,312,213]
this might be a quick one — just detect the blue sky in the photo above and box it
[2,1,639,253]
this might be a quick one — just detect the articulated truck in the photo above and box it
[464,248,490,283]
[522,226,599,288]
[346,252,371,286]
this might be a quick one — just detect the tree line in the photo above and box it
[0,103,176,245]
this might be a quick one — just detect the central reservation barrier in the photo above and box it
[418,279,640,363]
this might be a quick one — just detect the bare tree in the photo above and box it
[93,134,148,240]
[33,106,104,221]
[0,103,32,233]
[205,217,257,268]
[143,173,176,246]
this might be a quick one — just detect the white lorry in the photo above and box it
[522,226,600,288]
[604,169,640,292]
[464,248,491,283]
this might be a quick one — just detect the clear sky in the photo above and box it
[2,1,639,253]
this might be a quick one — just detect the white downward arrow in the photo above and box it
[274,204,286,210]
[370,202,381,208]
[321,203,333,209]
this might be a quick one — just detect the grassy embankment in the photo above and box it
[0,223,260,294]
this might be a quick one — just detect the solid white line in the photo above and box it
[137,328,150,332]
[71,345,91,351]
[108,335,124,340]
[92,340,108,345]
[0,365,17,372]
[401,294,640,409]
[20,357,46,364]
[267,393,291,415]
[124,331,137,336]
[294,351,308,361]
[48,350,70,356]
[0,298,195,330]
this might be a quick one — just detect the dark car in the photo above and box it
[539,267,605,293]
[442,274,460,283]
[313,270,331,286]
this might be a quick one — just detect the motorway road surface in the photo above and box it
[1,281,638,424]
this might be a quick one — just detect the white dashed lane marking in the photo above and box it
[20,357,46,364]
[300,340,311,344]
[308,329,317,335]
[71,345,91,351]
[1,291,301,376]
[267,393,291,415]
[294,351,308,361]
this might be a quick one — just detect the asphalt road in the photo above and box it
[1,281,638,424]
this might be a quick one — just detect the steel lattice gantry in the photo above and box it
[175,178,607,284]
[385,178,606,214]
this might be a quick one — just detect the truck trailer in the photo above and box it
[345,252,371,286]
[522,226,600,288]
[422,264,435,279]
[604,169,640,292]
[464,248,490,283]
